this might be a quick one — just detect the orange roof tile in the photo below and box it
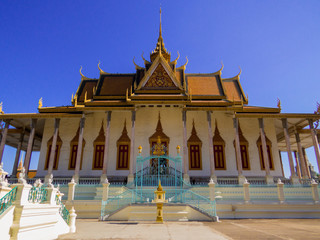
[187,76,223,96]
[100,76,133,96]
[224,81,242,101]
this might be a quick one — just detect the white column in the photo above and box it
[12,130,25,177]
[46,118,60,178]
[302,148,311,178]
[74,116,85,182]
[233,118,244,183]
[282,118,298,184]
[24,119,37,174]
[0,120,11,164]
[295,132,308,179]
[182,111,189,182]
[128,110,136,183]
[309,119,320,175]
[207,111,216,180]
[258,118,273,184]
[101,111,111,182]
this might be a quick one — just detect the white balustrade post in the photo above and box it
[0,163,11,198]
[277,179,285,204]
[243,178,250,203]
[208,178,215,201]
[45,174,57,205]
[69,207,77,233]
[102,179,110,202]
[68,177,77,201]
[310,179,319,204]
[11,167,32,206]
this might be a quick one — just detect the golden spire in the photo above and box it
[0,102,3,114]
[159,6,162,39]
[150,7,170,62]
[157,179,163,191]
[18,156,23,171]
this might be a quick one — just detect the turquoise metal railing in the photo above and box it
[180,189,216,218]
[28,187,47,203]
[55,195,70,224]
[0,187,17,215]
[101,188,135,219]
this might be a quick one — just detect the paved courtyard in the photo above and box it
[58,219,320,240]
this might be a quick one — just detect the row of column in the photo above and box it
[181,112,320,184]
[1,112,320,183]
[0,119,38,176]
[0,111,136,183]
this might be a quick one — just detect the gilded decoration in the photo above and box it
[144,64,175,88]
[153,136,166,156]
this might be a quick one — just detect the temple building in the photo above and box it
[0,10,320,188]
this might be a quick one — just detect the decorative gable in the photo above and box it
[137,53,183,91]
[144,64,176,88]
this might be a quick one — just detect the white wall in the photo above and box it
[36,108,282,178]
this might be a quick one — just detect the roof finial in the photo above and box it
[159,5,162,38]
[98,61,107,74]
[236,66,242,78]
[79,66,90,80]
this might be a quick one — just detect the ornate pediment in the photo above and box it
[144,64,176,88]
[137,54,183,91]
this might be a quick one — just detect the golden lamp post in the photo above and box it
[152,180,167,223]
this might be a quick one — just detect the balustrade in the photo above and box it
[0,186,17,215]
[28,187,48,203]
[56,195,70,224]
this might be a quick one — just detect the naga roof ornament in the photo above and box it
[98,61,107,75]
[79,66,91,80]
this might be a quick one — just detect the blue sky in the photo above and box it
[1,0,320,176]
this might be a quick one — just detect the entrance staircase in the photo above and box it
[100,187,218,221]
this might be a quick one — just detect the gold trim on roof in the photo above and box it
[98,61,107,74]
[79,66,91,80]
